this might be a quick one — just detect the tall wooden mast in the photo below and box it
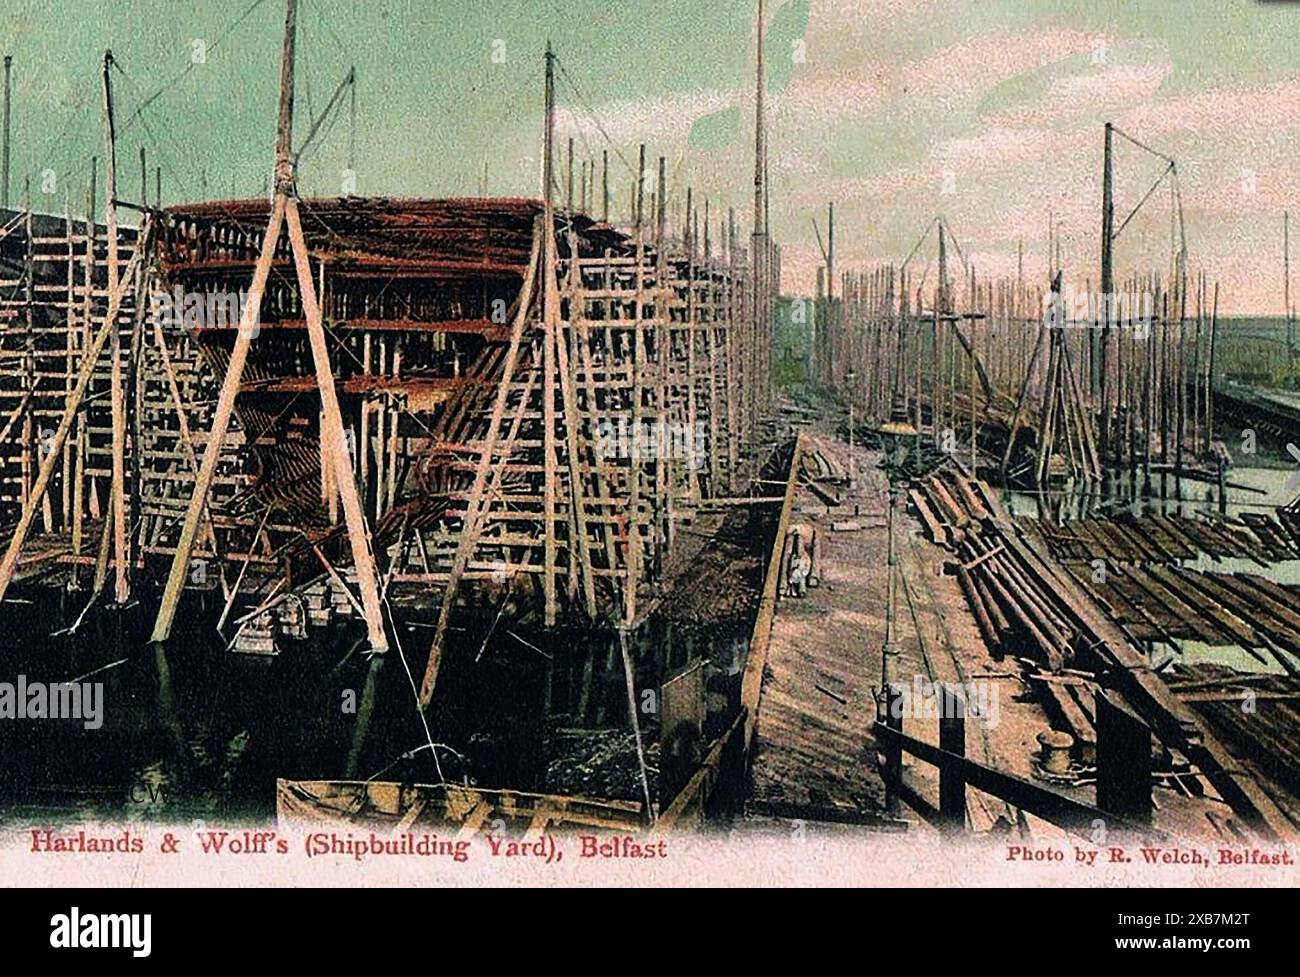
[752,0,769,415]
[1286,211,1293,360]
[753,0,765,238]
[1100,121,1115,467]
[826,201,834,302]
[102,50,131,604]
[2,55,11,211]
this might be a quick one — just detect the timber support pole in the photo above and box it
[102,49,130,604]
[1099,121,1114,470]
[2,55,10,211]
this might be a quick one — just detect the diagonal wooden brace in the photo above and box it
[149,195,286,643]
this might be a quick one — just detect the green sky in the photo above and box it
[4,0,1300,312]
[1,0,761,202]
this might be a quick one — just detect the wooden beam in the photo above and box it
[875,721,1163,838]
[102,50,129,603]
[284,197,388,652]
[149,197,285,642]
[741,432,804,753]
[551,231,597,618]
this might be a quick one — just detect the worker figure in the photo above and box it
[782,524,819,598]
[789,545,810,598]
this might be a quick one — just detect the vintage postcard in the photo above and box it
[0,0,1295,920]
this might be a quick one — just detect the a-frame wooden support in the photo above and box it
[1031,274,1102,488]
[149,0,389,653]
[1000,272,1056,479]
[148,198,284,642]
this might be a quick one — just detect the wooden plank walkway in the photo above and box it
[748,435,1049,829]
[748,454,890,818]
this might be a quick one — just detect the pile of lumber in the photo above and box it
[912,469,1075,672]
[1035,510,1300,566]
[799,445,847,484]
[912,467,1300,833]
[1056,561,1300,677]
[1170,665,1300,803]
[911,468,1103,752]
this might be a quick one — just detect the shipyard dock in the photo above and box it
[0,0,1298,855]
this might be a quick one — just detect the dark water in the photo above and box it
[0,587,406,826]
[0,578,746,826]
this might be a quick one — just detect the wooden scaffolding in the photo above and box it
[0,5,781,709]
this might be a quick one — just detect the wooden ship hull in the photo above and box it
[146,191,777,677]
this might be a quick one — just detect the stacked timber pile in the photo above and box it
[796,442,848,507]
[910,469,1077,670]
[1282,495,1300,542]
[1036,510,1300,565]
[1052,561,1300,677]
[946,387,1026,440]
[914,468,1300,832]
[911,468,1105,760]
[1170,664,1300,802]
[1027,506,1300,677]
